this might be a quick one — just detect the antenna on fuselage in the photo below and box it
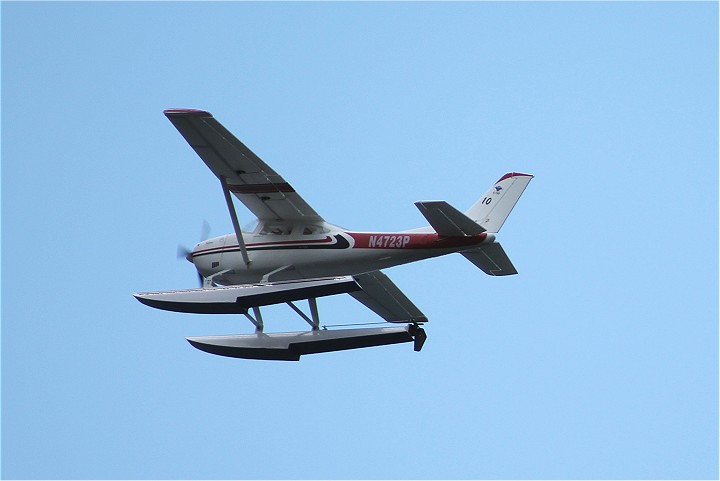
[219,175,251,265]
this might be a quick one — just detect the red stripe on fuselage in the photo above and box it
[347,232,487,250]
[192,231,488,258]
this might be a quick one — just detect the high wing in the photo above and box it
[164,109,323,223]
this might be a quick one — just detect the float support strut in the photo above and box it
[287,299,320,330]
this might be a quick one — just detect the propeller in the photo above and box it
[177,245,194,262]
[177,220,211,287]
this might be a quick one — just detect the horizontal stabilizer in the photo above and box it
[415,201,486,237]
[186,325,423,361]
[350,271,427,323]
[133,277,360,314]
[462,243,518,276]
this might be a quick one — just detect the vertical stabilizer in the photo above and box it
[465,172,533,233]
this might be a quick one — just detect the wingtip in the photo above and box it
[163,108,212,117]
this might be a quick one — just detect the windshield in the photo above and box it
[242,220,259,233]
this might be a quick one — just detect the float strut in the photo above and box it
[244,306,264,333]
[287,299,320,331]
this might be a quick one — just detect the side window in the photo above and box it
[259,224,291,235]
[301,225,329,235]
[243,220,260,234]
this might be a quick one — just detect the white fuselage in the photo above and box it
[191,221,494,285]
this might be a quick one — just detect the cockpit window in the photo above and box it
[301,225,329,235]
[259,224,291,235]
[243,220,260,233]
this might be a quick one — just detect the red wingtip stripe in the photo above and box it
[496,172,534,183]
[163,108,212,117]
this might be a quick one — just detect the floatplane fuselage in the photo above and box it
[134,109,533,360]
[191,224,496,286]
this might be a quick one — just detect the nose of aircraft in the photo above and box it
[189,240,217,280]
[177,244,196,263]
[190,243,206,287]
[176,242,205,287]
[190,239,207,261]
[179,220,212,265]
[190,242,204,268]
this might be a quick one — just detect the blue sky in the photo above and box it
[2,2,718,479]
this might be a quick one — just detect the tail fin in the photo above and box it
[465,172,533,233]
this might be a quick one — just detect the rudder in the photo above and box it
[465,172,533,233]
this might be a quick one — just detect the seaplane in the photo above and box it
[133,109,533,361]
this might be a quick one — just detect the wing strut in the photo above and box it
[219,175,251,265]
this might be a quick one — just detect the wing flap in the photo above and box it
[350,271,427,323]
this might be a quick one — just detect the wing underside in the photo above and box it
[164,109,322,222]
